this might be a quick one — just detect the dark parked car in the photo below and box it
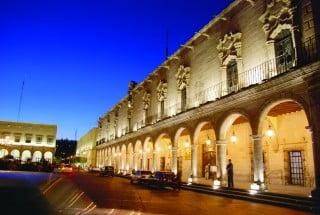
[99,166,115,177]
[145,171,176,188]
[130,170,152,184]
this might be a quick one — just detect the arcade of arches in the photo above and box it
[97,99,315,190]
[0,148,54,163]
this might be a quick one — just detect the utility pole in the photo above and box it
[166,30,169,59]
[17,81,24,122]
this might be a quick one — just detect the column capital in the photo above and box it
[215,139,227,145]
[153,150,158,154]
[251,135,262,141]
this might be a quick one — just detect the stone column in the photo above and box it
[142,152,147,170]
[125,152,129,174]
[307,72,320,200]
[216,139,227,182]
[252,135,265,188]
[172,147,178,174]
[191,143,198,177]
[132,152,136,170]
[108,152,112,166]
[152,150,158,172]
[117,154,121,173]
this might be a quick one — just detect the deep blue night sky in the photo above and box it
[0,0,234,139]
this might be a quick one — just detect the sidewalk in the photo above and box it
[191,177,313,197]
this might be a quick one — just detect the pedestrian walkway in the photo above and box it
[192,177,313,197]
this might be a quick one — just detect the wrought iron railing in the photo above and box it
[101,35,319,144]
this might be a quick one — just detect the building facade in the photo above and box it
[95,0,320,198]
[0,121,57,162]
[76,128,97,169]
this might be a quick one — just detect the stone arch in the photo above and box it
[193,121,217,144]
[143,136,154,170]
[134,139,143,153]
[172,124,194,145]
[155,132,172,149]
[218,109,253,185]
[10,149,20,160]
[256,93,310,134]
[134,140,143,170]
[194,121,217,179]
[219,109,252,139]
[21,150,31,162]
[155,132,173,171]
[173,126,192,180]
[256,96,314,187]
[32,151,42,162]
[44,151,53,162]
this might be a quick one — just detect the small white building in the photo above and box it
[0,120,57,163]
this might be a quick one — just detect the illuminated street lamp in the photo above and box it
[266,125,275,137]
[184,140,190,148]
[205,136,211,145]
[230,131,237,143]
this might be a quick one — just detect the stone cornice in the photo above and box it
[97,61,320,149]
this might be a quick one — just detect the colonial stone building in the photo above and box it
[0,121,57,162]
[76,128,97,169]
[95,0,320,198]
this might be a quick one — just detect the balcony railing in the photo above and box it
[104,35,320,144]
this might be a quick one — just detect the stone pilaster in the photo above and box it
[252,135,264,183]
[142,151,147,170]
[152,150,158,172]
[191,144,198,177]
[132,152,136,171]
[216,139,227,181]
[172,146,178,174]
[307,72,320,200]
[125,152,129,172]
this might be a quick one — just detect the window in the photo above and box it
[289,151,304,185]
[181,87,187,112]
[275,30,295,73]
[36,136,43,144]
[47,136,54,144]
[25,134,32,143]
[227,59,238,93]
[160,100,165,118]
[14,134,21,143]
[128,118,132,132]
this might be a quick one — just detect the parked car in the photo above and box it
[130,170,152,184]
[145,171,176,188]
[99,166,115,177]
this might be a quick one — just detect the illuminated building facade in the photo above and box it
[76,128,97,169]
[95,0,320,198]
[0,121,57,162]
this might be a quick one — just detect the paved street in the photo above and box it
[0,170,314,214]
[66,172,313,215]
